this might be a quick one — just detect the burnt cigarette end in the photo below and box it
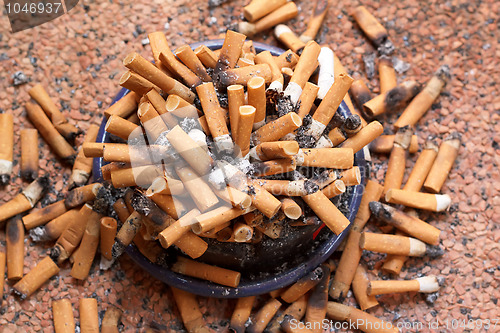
[445,131,462,142]
[435,65,451,83]
[425,245,445,258]
[304,180,320,194]
[62,154,76,166]
[384,83,420,112]
[0,174,11,185]
[377,39,395,56]
[424,137,439,151]
[21,170,37,183]
[368,201,393,221]
[12,287,27,301]
[6,215,22,242]
[425,291,439,305]
[112,241,127,259]
[92,186,112,215]
[343,115,362,136]
[49,246,62,263]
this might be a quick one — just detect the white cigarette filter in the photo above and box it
[317,47,335,100]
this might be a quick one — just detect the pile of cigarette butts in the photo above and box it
[0,0,461,332]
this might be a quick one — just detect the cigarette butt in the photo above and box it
[6,215,24,280]
[267,295,308,333]
[65,183,103,209]
[252,112,302,144]
[165,94,201,118]
[295,148,354,169]
[395,65,450,128]
[343,114,363,138]
[13,256,60,300]
[82,142,105,158]
[254,141,300,160]
[383,126,413,195]
[281,316,313,333]
[232,222,253,242]
[359,232,427,257]
[363,81,420,118]
[138,102,170,142]
[237,58,254,67]
[214,186,252,209]
[175,45,212,82]
[249,179,282,218]
[306,74,353,141]
[385,188,451,213]
[280,197,302,219]
[158,209,200,248]
[296,82,319,119]
[219,64,272,87]
[368,275,440,296]
[105,115,140,141]
[175,231,209,259]
[243,0,287,22]
[321,179,346,199]
[239,2,298,37]
[305,264,330,333]
[119,71,159,95]
[381,230,408,275]
[350,79,372,112]
[281,266,324,303]
[171,287,210,333]
[70,211,101,280]
[100,217,117,261]
[341,121,384,154]
[132,228,168,265]
[113,198,131,223]
[338,167,362,186]
[316,47,336,101]
[147,31,176,76]
[227,85,245,142]
[104,91,139,119]
[172,256,241,287]
[193,206,245,234]
[101,163,128,182]
[230,296,256,333]
[215,30,247,73]
[0,113,14,184]
[111,165,163,188]
[423,132,461,193]
[194,44,218,69]
[252,158,297,177]
[0,252,5,302]
[25,102,76,164]
[149,192,187,220]
[123,52,195,103]
[275,25,306,53]
[112,210,142,259]
[69,124,99,189]
[300,0,329,42]
[28,84,81,142]
[284,41,321,104]
[327,302,399,333]
[378,56,397,93]
[248,76,267,128]
[175,165,219,212]
[0,176,48,223]
[256,213,285,239]
[370,134,419,154]
[79,298,99,333]
[159,48,202,88]
[52,299,75,333]
[146,176,185,197]
[254,51,283,91]
[403,138,439,192]
[102,305,122,333]
[34,208,81,242]
[327,127,347,147]
[351,6,389,47]
[275,49,299,69]
[282,67,294,87]
[22,199,67,231]
[248,298,282,333]
[235,105,256,156]
[370,201,441,245]
[352,265,379,310]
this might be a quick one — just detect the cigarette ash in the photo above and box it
[425,245,445,258]
[363,53,377,79]
[294,115,317,148]
[377,39,395,56]
[265,89,298,117]
[343,114,362,133]
[12,71,29,86]
[392,56,411,74]
[384,84,421,112]
[435,64,451,83]
[178,117,200,133]
[214,85,229,109]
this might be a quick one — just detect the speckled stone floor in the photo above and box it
[0,0,498,332]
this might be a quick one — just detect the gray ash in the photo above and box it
[179,117,200,133]
[304,180,320,194]
[363,53,377,79]
[12,71,29,86]
[214,85,229,108]
[377,39,395,56]
[265,89,298,117]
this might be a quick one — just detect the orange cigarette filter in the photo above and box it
[175,230,209,259]
[101,305,122,333]
[171,256,241,287]
[175,165,219,212]
[305,264,330,333]
[370,134,419,154]
[254,50,283,91]
[193,206,245,234]
[0,176,48,223]
[215,30,247,73]
[171,287,211,333]
[297,82,319,119]
[119,71,159,96]
[146,176,185,197]
[112,210,142,259]
[0,252,6,302]
[194,44,218,69]
[52,299,75,333]
[219,64,272,86]
[233,222,254,242]
[147,31,175,75]
[239,2,299,37]
[175,44,212,82]
[0,113,14,184]
[28,84,80,141]
[38,208,81,242]
[295,148,354,169]
[248,298,282,333]
[69,124,99,189]
[378,56,397,93]
[321,179,346,199]
[100,217,117,261]
[251,112,302,144]
[230,296,256,333]
[79,298,99,333]
[243,0,287,22]
[267,295,308,333]
[6,216,24,280]
[359,232,427,257]
[328,127,347,147]
[423,132,461,193]
[25,102,76,164]
[395,65,450,128]
[104,92,139,119]
[274,25,306,53]
[329,180,383,299]
[248,76,267,128]
[165,94,201,118]
[363,81,420,118]
[19,128,39,182]
[237,56,254,67]
[252,158,297,177]
[352,265,379,311]
[385,188,451,213]
[213,186,252,210]
[381,230,408,275]
[281,317,314,333]
[112,164,164,188]
[327,302,399,333]
[351,6,389,47]
[280,197,302,219]
[275,49,299,69]
[13,256,60,300]
[138,102,169,142]
[149,192,187,220]
[338,167,362,186]
[281,266,323,303]
[70,212,101,279]
[350,79,372,112]
[302,190,350,235]
[300,0,329,43]
[403,138,439,192]
[368,275,440,295]
[383,125,413,195]
[227,85,245,142]
[159,48,202,88]
[284,41,321,103]
[123,52,196,103]
[65,183,103,209]
[253,141,300,160]
[158,209,201,248]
